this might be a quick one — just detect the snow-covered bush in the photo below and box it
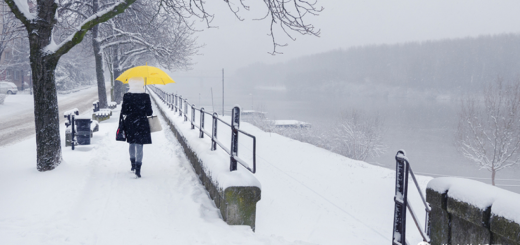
[328,110,386,161]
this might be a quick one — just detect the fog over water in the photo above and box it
[160,1,520,193]
[162,76,520,194]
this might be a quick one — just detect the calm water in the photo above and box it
[162,80,520,193]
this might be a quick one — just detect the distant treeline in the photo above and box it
[235,34,520,97]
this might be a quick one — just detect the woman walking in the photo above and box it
[121,77,153,178]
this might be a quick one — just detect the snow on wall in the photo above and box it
[428,177,520,224]
[149,89,261,190]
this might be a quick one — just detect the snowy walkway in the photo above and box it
[0,101,299,245]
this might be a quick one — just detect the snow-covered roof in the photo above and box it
[273,120,311,126]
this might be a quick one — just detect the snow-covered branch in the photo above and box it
[49,0,137,57]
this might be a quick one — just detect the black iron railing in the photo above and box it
[392,150,431,245]
[149,85,256,173]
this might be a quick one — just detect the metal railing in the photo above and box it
[149,85,257,173]
[392,150,431,245]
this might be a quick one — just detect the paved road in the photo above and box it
[0,88,104,146]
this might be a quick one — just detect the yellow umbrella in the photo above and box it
[116,65,175,85]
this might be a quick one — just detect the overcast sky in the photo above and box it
[179,0,520,74]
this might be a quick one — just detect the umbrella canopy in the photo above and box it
[116,65,175,85]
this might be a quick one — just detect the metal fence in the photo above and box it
[392,150,431,245]
[149,85,256,173]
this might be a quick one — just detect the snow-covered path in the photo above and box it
[0,101,300,245]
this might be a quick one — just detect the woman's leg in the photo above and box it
[129,143,136,171]
[135,144,143,163]
[135,144,144,178]
[129,143,136,159]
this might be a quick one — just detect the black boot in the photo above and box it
[135,162,142,178]
[130,158,136,172]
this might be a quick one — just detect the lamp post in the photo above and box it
[249,93,253,110]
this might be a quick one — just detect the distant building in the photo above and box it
[241,110,267,120]
[273,120,311,129]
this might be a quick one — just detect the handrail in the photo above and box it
[148,85,257,174]
[392,150,431,245]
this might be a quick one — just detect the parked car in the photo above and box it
[0,81,18,94]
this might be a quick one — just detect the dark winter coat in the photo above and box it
[121,93,153,144]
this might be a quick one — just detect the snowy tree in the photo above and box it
[456,78,520,186]
[55,43,96,91]
[4,0,321,172]
[4,0,137,171]
[329,110,386,161]
[100,0,198,103]
[0,1,22,62]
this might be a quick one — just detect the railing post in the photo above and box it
[200,108,205,138]
[184,99,188,122]
[179,96,183,117]
[230,106,240,171]
[191,104,195,129]
[174,94,177,112]
[211,112,218,151]
[71,115,75,151]
[392,150,409,245]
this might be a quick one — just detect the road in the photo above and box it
[0,88,104,146]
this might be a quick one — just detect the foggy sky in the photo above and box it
[180,0,520,74]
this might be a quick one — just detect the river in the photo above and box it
[162,80,520,194]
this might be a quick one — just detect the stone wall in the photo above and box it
[426,177,520,245]
[151,93,261,231]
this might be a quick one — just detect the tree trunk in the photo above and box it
[491,168,496,186]
[29,41,62,171]
[92,0,108,109]
[113,50,124,104]
[4,0,137,171]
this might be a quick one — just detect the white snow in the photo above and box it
[0,87,436,244]
[427,177,520,224]
[12,0,35,20]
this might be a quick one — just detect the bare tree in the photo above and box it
[156,0,322,55]
[100,0,198,103]
[0,1,22,62]
[4,0,137,171]
[456,78,520,186]
[4,0,321,172]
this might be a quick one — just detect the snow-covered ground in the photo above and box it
[0,87,431,244]
[0,87,101,146]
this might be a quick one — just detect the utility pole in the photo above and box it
[222,69,224,116]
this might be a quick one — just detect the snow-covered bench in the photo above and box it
[92,109,112,122]
[108,101,117,109]
[427,177,520,244]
